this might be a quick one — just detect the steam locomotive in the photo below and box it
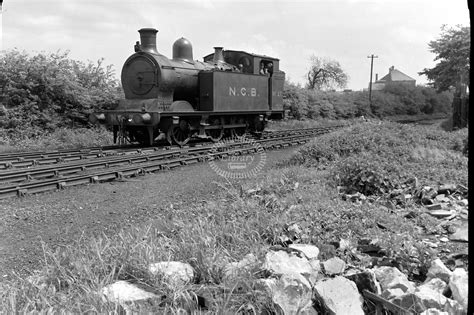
[90,28,285,146]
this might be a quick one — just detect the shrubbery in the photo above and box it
[288,121,468,195]
[371,84,452,116]
[283,81,452,120]
[0,49,122,138]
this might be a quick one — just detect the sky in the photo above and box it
[0,0,470,90]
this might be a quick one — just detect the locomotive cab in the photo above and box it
[203,50,285,112]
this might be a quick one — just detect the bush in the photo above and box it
[282,81,451,120]
[0,49,123,139]
[288,121,468,194]
[331,153,403,195]
[372,85,452,117]
[282,81,310,119]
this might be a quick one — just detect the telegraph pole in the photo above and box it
[367,54,378,114]
[0,0,3,52]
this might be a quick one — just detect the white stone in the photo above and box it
[418,278,447,295]
[450,225,468,242]
[443,298,465,314]
[381,287,405,300]
[101,280,159,303]
[307,259,322,287]
[393,286,465,314]
[266,273,315,314]
[288,244,320,260]
[420,308,449,315]
[223,253,258,282]
[148,261,194,285]
[263,250,313,276]
[373,266,415,293]
[414,286,448,310]
[345,269,382,295]
[322,257,346,276]
[313,276,364,315]
[449,268,468,309]
[428,210,454,218]
[426,258,452,283]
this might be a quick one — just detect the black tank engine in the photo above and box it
[90,28,285,145]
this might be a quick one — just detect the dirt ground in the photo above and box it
[0,146,300,280]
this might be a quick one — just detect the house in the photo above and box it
[370,66,416,90]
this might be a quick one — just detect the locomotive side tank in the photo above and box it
[91,28,285,146]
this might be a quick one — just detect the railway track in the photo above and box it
[0,125,342,199]
[0,128,324,170]
[0,127,330,170]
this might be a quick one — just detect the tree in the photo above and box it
[419,25,470,92]
[306,55,348,90]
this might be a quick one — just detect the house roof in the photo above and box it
[378,66,415,82]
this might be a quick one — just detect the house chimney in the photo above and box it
[375,73,378,81]
[389,66,394,72]
[213,47,224,64]
[138,28,158,54]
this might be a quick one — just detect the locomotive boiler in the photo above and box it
[90,28,285,146]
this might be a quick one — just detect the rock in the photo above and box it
[263,250,315,278]
[101,280,159,304]
[322,257,346,276]
[391,293,428,313]
[148,261,194,286]
[287,223,303,239]
[414,286,448,310]
[449,268,468,309]
[426,258,452,283]
[418,278,448,295]
[313,276,364,315]
[428,209,455,218]
[373,266,415,293]
[404,210,419,219]
[306,259,322,285]
[339,238,352,250]
[435,194,447,201]
[258,273,315,314]
[344,269,382,294]
[443,297,465,314]
[357,239,384,256]
[456,184,468,193]
[394,287,465,314]
[288,244,320,260]
[420,308,449,315]
[457,199,468,207]
[423,240,438,248]
[223,253,259,283]
[450,225,468,242]
[438,184,457,195]
[381,287,405,300]
[426,204,443,211]
[439,237,449,242]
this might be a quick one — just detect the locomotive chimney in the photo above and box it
[213,47,224,64]
[138,28,158,54]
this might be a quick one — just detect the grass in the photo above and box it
[0,126,113,153]
[266,117,349,131]
[0,120,468,312]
